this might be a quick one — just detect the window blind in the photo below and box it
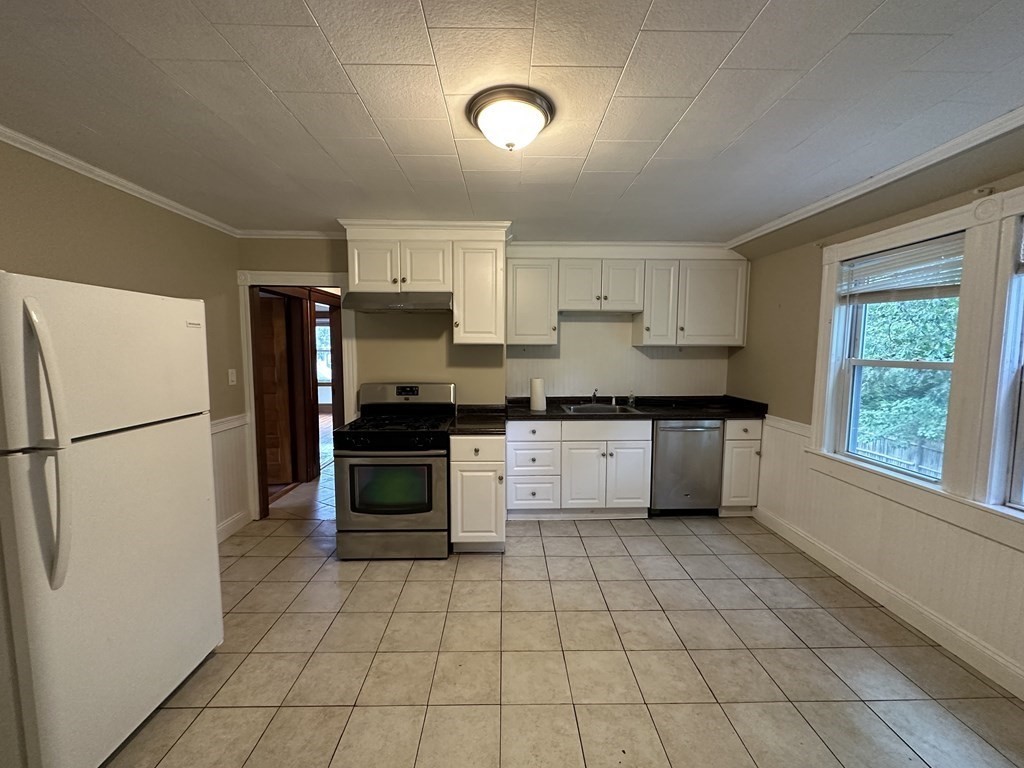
[838,232,965,303]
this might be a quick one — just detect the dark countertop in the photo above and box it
[450,405,507,435]
[505,395,768,421]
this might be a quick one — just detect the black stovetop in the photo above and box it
[333,406,455,453]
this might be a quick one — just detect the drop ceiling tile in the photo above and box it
[346,65,448,118]
[521,156,585,184]
[722,0,883,70]
[215,25,354,93]
[845,70,982,123]
[191,0,314,25]
[856,0,1000,34]
[909,0,1024,73]
[456,139,523,171]
[583,140,660,173]
[572,172,637,198]
[464,170,522,191]
[679,68,804,126]
[619,31,740,97]
[421,0,536,28]
[308,0,433,64]
[533,0,651,66]
[278,93,380,140]
[348,168,413,190]
[950,55,1024,105]
[396,154,465,181]
[445,94,479,138]
[376,118,457,155]
[528,67,620,122]
[80,0,238,60]
[0,0,93,19]
[656,119,743,159]
[645,0,768,31]
[596,97,690,141]
[522,120,601,157]
[430,27,533,95]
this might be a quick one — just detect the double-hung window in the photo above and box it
[835,232,965,482]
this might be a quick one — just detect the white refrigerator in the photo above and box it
[0,272,224,768]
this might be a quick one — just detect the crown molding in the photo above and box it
[338,218,512,231]
[725,103,1024,250]
[236,230,346,239]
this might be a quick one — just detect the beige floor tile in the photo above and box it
[263,557,327,582]
[717,555,783,579]
[774,609,866,647]
[736,533,795,553]
[551,580,608,611]
[628,651,715,703]
[220,581,255,612]
[407,557,459,580]
[394,580,452,612]
[357,652,437,705]
[505,520,541,537]
[107,709,201,768]
[720,519,766,535]
[612,611,684,650]
[791,577,872,607]
[752,649,857,701]
[243,706,351,768]
[504,537,544,556]
[219,536,263,557]
[700,535,754,555]
[502,556,550,580]
[317,612,389,652]
[557,611,622,650]
[429,651,501,704]
[815,648,928,700]
[268,520,319,537]
[543,536,586,556]
[612,519,654,536]
[455,554,502,580]
[564,650,644,703]
[935,650,1015,696]
[575,704,670,767]
[647,518,692,535]
[742,579,818,608]
[289,537,337,558]
[283,652,373,706]
[415,705,500,768]
[939,699,1024,766]
[623,536,672,556]
[501,581,554,611]
[795,702,928,768]
[546,556,595,580]
[690,650,786,703]
[286,581,352,613]
[359,560,413,581]
[649,580,714,610]
[340,581,403,612]
[666,611,745,650]
[253,612,334,653]
[694,579,767,610]
[500,705,584,768]
[590,556,643,581]
[449,580,502,611]
[760,553,827,578]
[724,702,841,768]
[329,706,424,768]
[209,653,309,707]
[220,557,283,582]
[574,520,617,536]
[633,556,690,580]
[220,557,239,572]
[683,519,730,535]
[869,700,1016,768]
[502,611,561,650]
[877,646,1000,698]
[827,607,928,646]
[582,536,629,556]
[156,708,276,768]
[231,581,303,613]
[311,558,367,581]
[165,653,245,708]
[245,536,304,557]
[239,520,286,536]
[379,612,445,652]
[441,611,501,651]
[599,580,660,610]
[650,703,755,767]
[540,520,579,537]
[720,610,804,648]
[219,613,279,653]
[676,555,735,578]
[661,536,714,556]
[501,651,572,704]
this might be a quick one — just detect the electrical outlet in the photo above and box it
[228,368,237,386]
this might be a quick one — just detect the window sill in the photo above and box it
[803,448,1024,554]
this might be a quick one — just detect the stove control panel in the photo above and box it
[395,385,419,397]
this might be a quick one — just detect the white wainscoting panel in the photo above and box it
[756,415,1024,699]
[211,415,253,541]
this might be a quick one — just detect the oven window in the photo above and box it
[350,464,433,514]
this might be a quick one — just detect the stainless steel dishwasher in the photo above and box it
[651,420,723,510]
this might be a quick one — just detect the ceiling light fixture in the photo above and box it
[467,86,554,152]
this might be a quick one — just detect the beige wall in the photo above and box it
[237,238,347,274]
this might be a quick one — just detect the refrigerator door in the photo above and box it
[0,272,210,452]
[0,415,223,768]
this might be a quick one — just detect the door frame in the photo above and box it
[238,271,357,521]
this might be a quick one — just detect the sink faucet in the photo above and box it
[628,391,636,407]
[591,388,598,404]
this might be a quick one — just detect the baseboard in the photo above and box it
[453,542,505,553]
[718,506,754,517]
[507,508,648,521]
[216,510,249,542]
[755,504,1024,699]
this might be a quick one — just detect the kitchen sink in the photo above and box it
[561,403,642,415]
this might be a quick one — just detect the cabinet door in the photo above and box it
[721,440,760,506]
[558,259,602,311]
[606,440,652,507]
[349,240,401,292]
[602,259,644,312]
[401,240,452,292]
[450,461,506,543]
[453,241,505,344]
[507,258,558,345]
[634,260,679,346]
[561,441,607,508]
[677,260,748,345]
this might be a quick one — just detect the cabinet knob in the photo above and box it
[742,428,749,433]
[400,276,407,283]
[474,447,480,455]
[498,475,504,483]
[595,295,601,300]
[601,452,607,458]
[530,457,537,463]
[530,429,536,435]
[644,326,651,332]
[552,326,557,331]
[603,295,608,300]
[531,491,537,497]
[391,277,399,284]
[679,326,684,331]
[454,320,460,327]
[609,452,615,458]
[755,450,761,456]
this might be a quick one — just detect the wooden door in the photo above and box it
[255,293,293,485]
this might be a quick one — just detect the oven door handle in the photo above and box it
[334,449,449,458]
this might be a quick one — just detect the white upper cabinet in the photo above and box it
[507,258,558,345]
[454,241,505,345]
[633,260,679,346]
[349,240,401,292]
[558,259,602,311]
[400,240,452,292]
[602,260,644,312]
[677,260,748,346]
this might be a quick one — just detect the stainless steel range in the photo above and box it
[334,383,455,560]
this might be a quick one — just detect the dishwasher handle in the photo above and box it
[657,421,722,433]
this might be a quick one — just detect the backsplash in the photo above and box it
[506,314,728,397]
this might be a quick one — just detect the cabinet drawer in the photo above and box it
[507,476,560,509]
[506,442,560,475]
[450,436,505,462]
[561,420,652,442]
[507,420,561,442]
[725,420,762,440]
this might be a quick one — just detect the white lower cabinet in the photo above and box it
[561,441,608,508]
[560,436,652,509]
[605,440,653,507]
[450,436,505,544]
[721,439,761,507]
[507,476,561,508]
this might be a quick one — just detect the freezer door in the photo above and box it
[0,271,210,452]
[0,415,223,768]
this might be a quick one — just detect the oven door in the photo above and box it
[336,450,448,531]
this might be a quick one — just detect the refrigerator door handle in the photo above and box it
[48,448,73,590]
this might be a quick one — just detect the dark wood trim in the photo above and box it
[309,288,341,307]
[328,303,343,432]
[248,285,271,519]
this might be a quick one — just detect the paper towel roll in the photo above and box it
[529,378,546,412]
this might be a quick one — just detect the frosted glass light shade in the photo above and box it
[468,86,553,152]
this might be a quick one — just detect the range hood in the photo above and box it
[342,291,453,313]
